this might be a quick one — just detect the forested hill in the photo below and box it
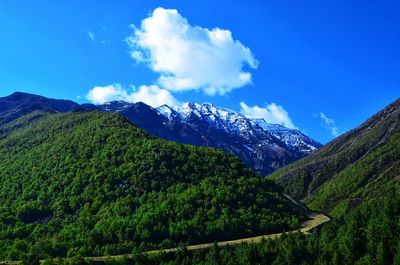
[0,92,322,176]
[0,110,305,261]
[269,98,400,216]
[133,98,400,265]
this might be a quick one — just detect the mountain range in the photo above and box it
[0,107,306,260]
[88,101,321,175]
[0,92,321,175]
[1,91,400,264]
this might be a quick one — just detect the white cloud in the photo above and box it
[130,85,181,107]
[126,7,258,95]
[319,112,339,136]
[239,102,297,129]
[86,84,128,104]
[88,31,95,41]
[86,84,180,108]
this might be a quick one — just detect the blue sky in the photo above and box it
[0,1,399,143]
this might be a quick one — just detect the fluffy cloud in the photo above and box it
[240,102,297,129]
[126,7,258,95]
[86,84,180,108]
[86,84,128,104]
[130,85,181,107]
[319,112,339,136]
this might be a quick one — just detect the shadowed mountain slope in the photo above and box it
[270,98,400,216]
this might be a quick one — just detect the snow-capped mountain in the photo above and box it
[0,92,321,175]
[159,102,266,136]
[252,119,320,154]
[157,102,320,154]
[91,101,321,175]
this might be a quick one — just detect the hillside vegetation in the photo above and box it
[124,188,400,265]
[0,111,304,261]
[269,98,400,216]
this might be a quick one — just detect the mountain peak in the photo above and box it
[5,91,41,101]
[157,104,180,119]
[0,92,322,175]
[0,92,81,124]
[91,99,321,174]
[164,102,321,159]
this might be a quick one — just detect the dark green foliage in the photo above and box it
[269,98,400,216]
[132,189,400,265]
[0,111,304,260]
[306,131,400,215]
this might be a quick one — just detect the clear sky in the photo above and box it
[0,1,399,143]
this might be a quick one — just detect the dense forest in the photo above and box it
[0,111,305,262]
[1,102,399,265]
[41,188,399,265]
[148,188,400,265]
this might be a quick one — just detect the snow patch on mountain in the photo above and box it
[102,101,134,112]
[155,102,321,154]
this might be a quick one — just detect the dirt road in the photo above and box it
[0,212,330,264]
[87,212,330,263]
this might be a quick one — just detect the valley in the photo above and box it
[49,212,331,264]
[0,92,399,265]
[1,2,398,264]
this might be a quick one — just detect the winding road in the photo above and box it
[86,212,330,263]
[0,204,330,264]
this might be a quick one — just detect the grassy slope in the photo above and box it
[0,111,305,260]
[269,99,400,216]
[307,131,400,216]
